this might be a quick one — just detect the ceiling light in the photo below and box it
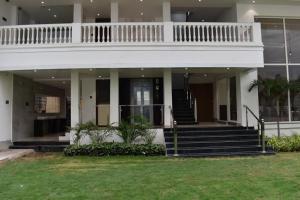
[204,74,208,77]
[140,12,144,16]
[89,68,93,71]
[41,1,45,4]
[51,76,55,79]
[141,75,145,78]
[252,0,256,3]
[226,67,230,70]
[48,8,51,12]
[53,14,57,18]
[97,13,100,16]
[98,75,102,78]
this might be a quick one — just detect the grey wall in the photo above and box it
[12,75,66,141]
[217,5,238,22]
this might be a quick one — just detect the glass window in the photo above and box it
[256,18,286,64]
[258,66,289,122]
[289,66,300,121]
[286,19,300,63]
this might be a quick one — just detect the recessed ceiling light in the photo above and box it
[51,76,55,79]
[53,14,57,18]
[41,1,45,4]
[226,67,230,70]
[98,75,102,78]
[97,13,100,16]
[140,12,144,16]
[89,68,93,71]
[252,0,256,4]
[48,8,51,12]
[141,75,145,78]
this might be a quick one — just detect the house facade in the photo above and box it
[0,0,299,150]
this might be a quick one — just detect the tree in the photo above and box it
[248,77,289,137]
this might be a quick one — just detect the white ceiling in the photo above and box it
[10,0,300,24]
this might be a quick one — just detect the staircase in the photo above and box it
[172,90,196,125]
[164,126,274,157]
[10,141,69,152]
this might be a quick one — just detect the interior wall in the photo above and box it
[236,3,300,22]
[217,5,237,22]
[0,72,13,145]
[12,75,66,141]
[0,0,14,26]
[81,78,96,123]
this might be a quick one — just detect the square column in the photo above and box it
[73,2,83,23]
[162,0,171,22]
[10,6,18,25]
[164,69,173,127]
[110,69,119,126]
[111,0,119,23]
[72,2,82,43]
[236,69,259,127]
[71,70,80,127]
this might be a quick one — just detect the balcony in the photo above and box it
[0,22,264,71]
[0,22,262,47]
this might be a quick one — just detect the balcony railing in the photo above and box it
[0,22,262,47]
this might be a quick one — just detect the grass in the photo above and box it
[0,153,300,200]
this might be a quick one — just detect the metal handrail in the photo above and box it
[169,105,178,157]
[243,105,266,153]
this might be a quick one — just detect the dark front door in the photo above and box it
[190,84,214,122]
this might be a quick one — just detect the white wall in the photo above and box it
[0,72,13,147]
[237,3,300,22]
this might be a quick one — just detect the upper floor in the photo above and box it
[1,0,300,70]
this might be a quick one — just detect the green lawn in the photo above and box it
[1,153,300,200]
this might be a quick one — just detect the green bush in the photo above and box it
[267,135,300,152]
[64,143,165,157]
[116,116,153,144]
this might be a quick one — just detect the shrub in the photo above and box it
[64,143,165,157]
[89,126,114,145]
[267,135,300,152]
[116,116,151,144]
[69,122,99,146]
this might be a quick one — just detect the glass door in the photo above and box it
[131,79,153,123]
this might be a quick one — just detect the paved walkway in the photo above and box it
[0,149,34,162]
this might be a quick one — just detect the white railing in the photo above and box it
[0,22,262,46]
[81,23,164,44]
[0,24,72,46]
[173,23,254,43]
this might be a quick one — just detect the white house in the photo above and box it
[0,0,299,156]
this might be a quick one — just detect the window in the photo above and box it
[289,66,300,121]
[256,18,286,64]
[35,95,61,114]
[286,19,300,63]
[258,66,289,122]
[256,17,300,122]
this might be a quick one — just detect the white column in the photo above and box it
[73,2,83,23]
[164,69,173,127]
[110,69,119,126]
[162,0,171,22]
[236,69,259,127]
[10,5,18,25]
[71,70,80,127]
[111,0,119,23]
[81,78,96,123]
[72,2,82,43]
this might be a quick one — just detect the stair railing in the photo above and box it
[169,106,178,157]
[244,105,266,153]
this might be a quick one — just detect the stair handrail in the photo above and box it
[243,105,266,153]
[169,105,178,157]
